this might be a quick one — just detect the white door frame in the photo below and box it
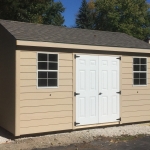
[75,54,120,126]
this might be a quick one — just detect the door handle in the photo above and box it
[99,92,102,95]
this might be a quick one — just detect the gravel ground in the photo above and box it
[33,136,150,150]
[0,123,150,148]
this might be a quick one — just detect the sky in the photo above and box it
[55,0,86,27]
[56,0,150,27]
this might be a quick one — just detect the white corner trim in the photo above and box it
[16,40,150,54]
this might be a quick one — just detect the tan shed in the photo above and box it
[0,19,150,136]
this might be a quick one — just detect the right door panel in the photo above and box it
[99,56,120,123]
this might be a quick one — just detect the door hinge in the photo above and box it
[74,92,80,96]
[116,117,121,121]
[74,122,80,126]
[116,91,121,95]
[74,54,80,59]
[116,57,121,60]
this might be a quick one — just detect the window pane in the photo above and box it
[49,54,58,61]
[133,58,140,64]
[38,79,47,87]
[134,73,140,78]
[141,58,146,64]
[140,73,146,78]
[48,79,57,86]
[38,53,47,61]
[48,72,57,78]
[38,62,47,70]
[37,53,58,88]
[141,65,147,71]
[38,72,47,78]
[140,79,146,85]
[133,65,140,71]
[134,79,139,85]
[49,62,58,70]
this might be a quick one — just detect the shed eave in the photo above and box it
[16,40,150,54]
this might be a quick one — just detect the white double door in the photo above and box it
[76,55,120,125]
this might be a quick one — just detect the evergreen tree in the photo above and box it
[43,0,65,25]
[95,0,150,40]
[76,0,94,29]
[76,0,150,40]
[0,0,65,26]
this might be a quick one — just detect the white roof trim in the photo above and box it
[16,40,150,53]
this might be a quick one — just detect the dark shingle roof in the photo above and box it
[0,19,150,49]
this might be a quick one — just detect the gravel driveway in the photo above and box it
[0,123,150,150]
[33,135,150,150]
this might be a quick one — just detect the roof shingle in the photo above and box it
[0,19,150,49]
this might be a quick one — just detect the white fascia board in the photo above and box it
[16,40,150,54]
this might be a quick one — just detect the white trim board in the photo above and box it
[17,40,150,54]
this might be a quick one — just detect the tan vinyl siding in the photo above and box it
[19,51,73,135]
[20,111,72,120]
[20,92,72,100]
[20,123,72,135]
[0,25,16,135]
[20,86,72,93]
[121,56,150,124]
[122,116,150,123]
[20,117,72,127]
[20,105,72,113]
[20,98,72,107]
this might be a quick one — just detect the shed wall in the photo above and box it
[0,25,16,134]
[18,48,150,135]
[121,56,150,123]
[19,50,73,135]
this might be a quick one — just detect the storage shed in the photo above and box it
[0,19,150,136]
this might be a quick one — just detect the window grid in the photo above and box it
[37,53,58,88]
[133,58,147,86]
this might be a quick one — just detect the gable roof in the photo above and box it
[0,19,150,49]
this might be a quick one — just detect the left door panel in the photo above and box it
[76,55,99,125]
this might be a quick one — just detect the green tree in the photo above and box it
[95,0,150,40]
[43,0,65,25]
[76,0,150,40]
[0,0,65,26]
[75,0,95,29]
[94,0,119,31]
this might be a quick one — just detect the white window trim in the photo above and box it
[133,57,148,86]
[37,52,59,89]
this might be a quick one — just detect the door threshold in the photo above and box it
[74,121,119,129]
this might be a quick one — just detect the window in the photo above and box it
[133,58,147,85]
[37,53,58,87]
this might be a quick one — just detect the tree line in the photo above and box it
[0,0,150,40]
[0,0,65,26]
[76,0,150,40]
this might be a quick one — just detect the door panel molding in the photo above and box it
[99,56,120,123]
[76,55,99,125]
[76,55,120,126]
